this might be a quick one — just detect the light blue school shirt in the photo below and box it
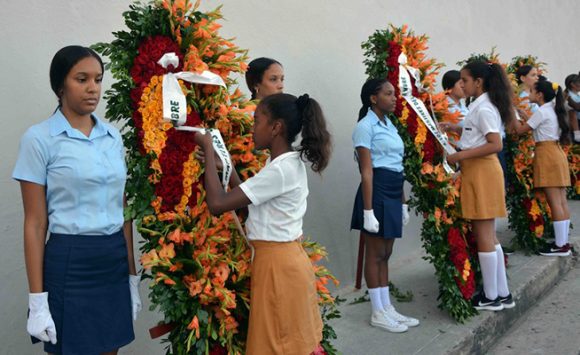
[352,109,404,172]
[447,96,469,128]
[12,110,127,235]
[569,91,580,121]
[519,90,539,113]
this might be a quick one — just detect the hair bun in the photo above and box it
[296,94,310,112]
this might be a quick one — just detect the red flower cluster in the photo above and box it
[130,36,184,152]
[522,198,545,234]
[156,110,202,212]
[447,227,476,299]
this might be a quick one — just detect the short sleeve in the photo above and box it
[352,121,372,149]
[239,164,287,206]
[12,128,49,185]
[526,110,543,130]
[476,108,501,136]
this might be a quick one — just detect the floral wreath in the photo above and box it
[93,1,339,353]
[363,25,478,322]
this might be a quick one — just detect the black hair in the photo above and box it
[515,64,533,85]
[259,93,332,173]
[462,61,515,125]
[442,70,461,91]
[358,78,389,121]
[534,80,571,144]
[564,73,580,91]
[245,57,282,100]
[49,45,104,105]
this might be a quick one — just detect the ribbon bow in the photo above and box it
[158,52,226,126]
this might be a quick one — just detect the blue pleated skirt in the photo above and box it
[351,168,404,238]
[40,230,134,355]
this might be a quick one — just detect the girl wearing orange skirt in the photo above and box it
[195,93,331,354]
[510,79,572,256]
[441,61,515,311]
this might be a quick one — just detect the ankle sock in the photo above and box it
[368,288,383,312]
[379,286,391,307]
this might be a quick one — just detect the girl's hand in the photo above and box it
[195,149,223,170]
[194,131,213,150]
[447,152,461,165]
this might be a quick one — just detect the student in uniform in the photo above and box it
[350,78,419,333]
[564,73,580,143]
[13,46,141,355]
[194,93,331,354]
[510,79,572,256]
[245,57,284,100]
[516,65,540,116]
[442,69,469,123]
[440,61,515,311]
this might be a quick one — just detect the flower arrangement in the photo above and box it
[93,1,338,353]
[362,25,478,322]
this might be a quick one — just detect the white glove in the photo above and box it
[363,209,380,233]
[129,275,142,321]
[402,204,410,226]
[27,292,57,344]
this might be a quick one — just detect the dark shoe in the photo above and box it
[501,246,515,255]
[539,242,571,257]
[499,293,515,309]
[472,292,504,311]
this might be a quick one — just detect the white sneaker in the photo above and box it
[383,304,420,327]
[370,310,408,333]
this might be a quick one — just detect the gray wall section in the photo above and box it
[1,0,579,353]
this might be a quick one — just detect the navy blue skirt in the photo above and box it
[351,168,404,238]
[40,230,134,355]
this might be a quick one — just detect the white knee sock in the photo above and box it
[495,244,510,297]
[379,286,391,307]
[368,288,383,312]
[478,251,498,300]
[554,220,567,247]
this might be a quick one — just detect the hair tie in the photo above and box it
[552,82,559,92]
[296,94,310,113]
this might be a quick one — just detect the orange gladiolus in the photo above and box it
[187,316,200,339]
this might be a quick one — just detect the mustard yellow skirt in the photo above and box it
[246,240,322,355]
[533,141,571,188]
[460,154,507,220]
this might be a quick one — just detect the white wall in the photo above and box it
[1,0,579,353]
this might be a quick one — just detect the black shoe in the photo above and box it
[501,246,515,255]
[472,292,504,311]
[499,293,515,309]
[539,242,571,257]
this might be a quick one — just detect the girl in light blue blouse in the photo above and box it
[442,70,469,124]
[516,65,540,115]
[350,78,419,333]
[13,46,141,355]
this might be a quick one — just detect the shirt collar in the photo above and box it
[49,109,113,140]
[540,100,555,110]
[366,109,390,127]
[468,92,490,112]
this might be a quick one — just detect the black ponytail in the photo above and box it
[462,61,515,126]
[515,65,533,85]
[358,78,388,121]
[259,93,332,173]
[535,80,571,145]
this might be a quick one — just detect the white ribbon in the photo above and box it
[158,53,226,126]
[157,54,252,259]
[397,53,456,174]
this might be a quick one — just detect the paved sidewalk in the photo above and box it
[329,200,579,355]
[489,262,580,355]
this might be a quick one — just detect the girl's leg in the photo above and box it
[545,187,570,248]
[363,233,388,312]
[378,239,394,307]
[473,219,501,306]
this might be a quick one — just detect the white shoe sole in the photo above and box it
[539,251,571,257]
[370,320,408,333]
[474,303,504,311]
